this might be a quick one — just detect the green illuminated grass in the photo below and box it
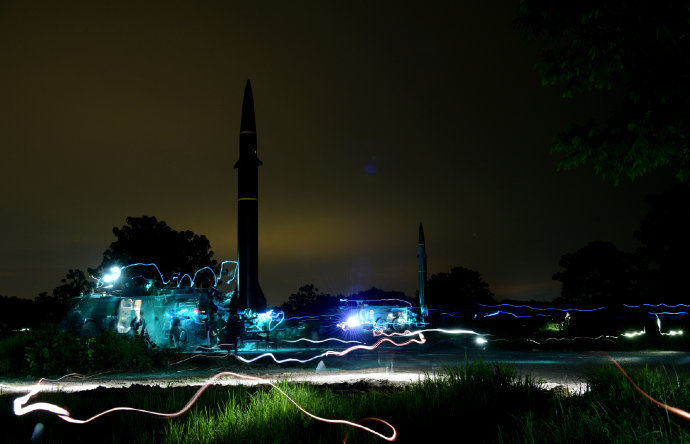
[2,362,690,443]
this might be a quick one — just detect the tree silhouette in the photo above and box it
[280,284,337,316]
[427,266,495,309]
[634,184,690,303]
[516,1,690,183]
[20,269,93,326]
[553,241,638,306]
[52,269,91,302]
[89,216,218,288]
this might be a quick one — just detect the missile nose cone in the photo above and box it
[240,79,256,133]
[235,79,261,169]
[418,222,425,244]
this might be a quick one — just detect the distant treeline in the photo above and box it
[3,184,688,330]
[0,294,67,332]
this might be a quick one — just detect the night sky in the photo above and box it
[0,1,675,307]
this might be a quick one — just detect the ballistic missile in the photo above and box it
[234,80,267,311]
[418,222,428,318]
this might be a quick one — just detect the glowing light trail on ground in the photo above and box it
[373,327,482,338]
[169,333,426,366]
[538,335,619,343]
[282,338,363,344]
[484,310,548,318]
[601,352,690,422]
[13,372,397,441]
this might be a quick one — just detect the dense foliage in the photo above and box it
[0,327,173,377]
[516,0,690,183]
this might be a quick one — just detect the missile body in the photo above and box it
[234,80,267,311]
[418,223,428,318]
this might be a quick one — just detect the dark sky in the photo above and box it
[0,1,674,307]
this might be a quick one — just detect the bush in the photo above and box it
[0,326,172,377]
[0,331,33,375]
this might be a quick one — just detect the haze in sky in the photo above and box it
[0,1,674,306]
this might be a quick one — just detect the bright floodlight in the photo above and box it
[345,316,360,330]
[475,337,488,345]
[102,266,121,284]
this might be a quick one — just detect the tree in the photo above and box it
[427,266,495,309]
[516,1,690,183]
[634,184,690,303]
[280,284,338,316]
[553,241,638,306]
[52,269,91,302]
[21,269,92,326]
[89,216,218,288]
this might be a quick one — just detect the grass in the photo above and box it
[3,326,690,442]
[5,360,690,443]
[508,364,690,443]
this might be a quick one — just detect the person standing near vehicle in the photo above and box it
[226,305,241,354]
[169,317,182,348]
[131,311,147,337]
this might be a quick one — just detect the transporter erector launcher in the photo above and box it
[234,80,267,311]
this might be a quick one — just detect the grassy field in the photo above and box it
[3,327,690,442]
[4,361,690,443]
